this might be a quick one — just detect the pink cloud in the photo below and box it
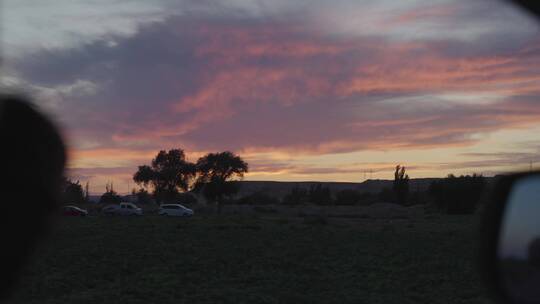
[9,12,540,188]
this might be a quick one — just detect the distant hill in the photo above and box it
[236,178,444,198]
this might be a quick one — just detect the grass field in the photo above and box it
[7,214,492,304]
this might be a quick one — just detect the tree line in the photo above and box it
[61,156,487,215]
[232,166,487,215]
[132,149,248,211]
[60,149,248,211]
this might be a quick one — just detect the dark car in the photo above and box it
[62,206,88,217]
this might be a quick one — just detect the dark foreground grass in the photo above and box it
[7,215,491,304]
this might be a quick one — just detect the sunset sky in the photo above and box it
[2,0,540,194]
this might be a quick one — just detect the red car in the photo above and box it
[62,206,88,217]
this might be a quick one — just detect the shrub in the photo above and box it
[61,178,85,204]
[99,191,121,204]
[428,174,485,214]
[237,191,279,205]
[283,187,309,205]
[408,190,429,205]
[99,182,122,204]
[334,189,362,205]
[378,187,394,203]
[177,192,198,205]
[335,189,375,205]
[308,184,332,205]
[133,188,153,204]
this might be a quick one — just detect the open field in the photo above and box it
[7,214,492,304]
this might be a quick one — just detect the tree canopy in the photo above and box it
[194,151,248,209]
[133,149,196,203]
[99,181,121,204]
[393,165,409,205]
[61,178,85,204]
[428,174,485,214]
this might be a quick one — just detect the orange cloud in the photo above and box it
[15,14,540,189]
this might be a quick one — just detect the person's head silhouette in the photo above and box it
[0,95,66,299]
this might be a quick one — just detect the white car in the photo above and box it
[158,204,194,217]
[62,205,88,217]
[118,202,143,216]
[101,205,120,216]
[102,202,143,216]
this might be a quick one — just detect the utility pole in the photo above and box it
[84,181,90,202]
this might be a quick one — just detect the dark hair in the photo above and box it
[0,95,66,298]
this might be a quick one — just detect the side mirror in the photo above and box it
[482,172,540,304]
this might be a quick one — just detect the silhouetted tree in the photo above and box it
[84,181,90,202]
[194,151,248,212]
[393,165,409,205]
[99,182,121,204]
[308,184,332,205]
[61,178,85,204]
[428,174,485,214]
[132,188,153,204]
[177,192,198,205]
[133,149,196,204]
[282,186,308,205]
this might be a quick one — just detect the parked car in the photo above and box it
[117,203,142,215]
[101,204,120,216]
[118,202,143,216]
[62,205,88,216]
[101,202,143,216]
[158,204,194,217]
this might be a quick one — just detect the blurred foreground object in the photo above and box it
[509,0,540,19]
[0,95,66,299]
